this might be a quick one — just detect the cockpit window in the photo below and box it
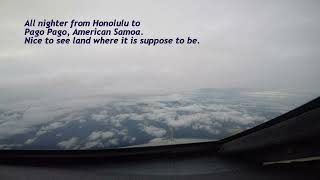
[1,0,319,150]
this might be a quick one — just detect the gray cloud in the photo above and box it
[57,137,79,149]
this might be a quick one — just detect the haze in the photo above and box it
[1,0,320,104]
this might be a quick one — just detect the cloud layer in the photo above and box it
[1,89,314,149]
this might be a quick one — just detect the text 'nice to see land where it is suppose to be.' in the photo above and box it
[24,19,200,46]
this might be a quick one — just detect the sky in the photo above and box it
[1,0,320,104]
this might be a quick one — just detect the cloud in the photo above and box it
[0,96,111,139]
[36,121,66,136]
[109,138,119,146]
[80,129,134,149]
[86,94,268,136]
[192,123,221,134]
[91,110,108,121]
[245,91,296,98]
[24,138,36,145]
[83,141,103,149]
[122,136,136,144]
[88,131,114,141]
[0,144,22,149]
[42,122,65,131]
[139,125,167,137]
[57,137,79,149]
[100,96,267,132]
[0,89,310,149]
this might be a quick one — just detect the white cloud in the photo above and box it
[82,141,103,149]
[192,123,221,134]
[140,125,167,137]
[57,137,79,149]
[24,138,36,145]
[43,122,65,130]
[88,131,114,141]
[246,91,295,98]
[0,95,113,139]
[91,110,108,121]
[129,137,136,143]
[35,121,66,137]
[109,138,119,146]
[0,144,22,149]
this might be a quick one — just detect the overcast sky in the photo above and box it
[1,0,320,103]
